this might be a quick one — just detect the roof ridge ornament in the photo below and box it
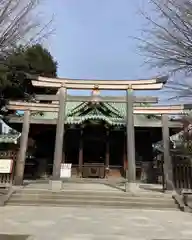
[91,85,100,104]
[92,85,100,95]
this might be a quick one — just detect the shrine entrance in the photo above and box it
[83,123,106,163]
[81,123,107,178]
[83,138,106,164]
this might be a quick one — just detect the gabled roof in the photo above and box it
[29,101,162,127]
[0,134,21,144]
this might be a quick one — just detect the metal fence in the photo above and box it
[0,151,17,186]
[171,153,192,191]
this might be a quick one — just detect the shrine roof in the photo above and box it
[0,134,20,144]
[27,101,172,127]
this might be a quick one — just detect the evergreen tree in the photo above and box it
[0,44,57,105]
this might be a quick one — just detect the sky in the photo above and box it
[38,0,167,100]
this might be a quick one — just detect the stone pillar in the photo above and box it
[162,114,174,191]
[126,88,136,192]
[78,130,83,177]
[51,86,66,190]
[123,134,127,172]
[14,110,30,185]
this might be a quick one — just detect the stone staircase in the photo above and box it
[0,187,14,206]
[5,187,178,210]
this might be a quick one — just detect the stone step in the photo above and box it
[7,202,178,210]
[15,189,125,195]
[15,189,171,199]
[7,185,178,210]
[0,188,8,193]
[6,198,177,210]
[7,189,177,210]
[11,192,174,203]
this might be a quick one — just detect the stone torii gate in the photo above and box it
[7,75,191,192]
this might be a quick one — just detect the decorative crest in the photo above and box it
[92,85,100,96]
[91,85,100,103]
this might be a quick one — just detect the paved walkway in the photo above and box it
[0,206,192,239]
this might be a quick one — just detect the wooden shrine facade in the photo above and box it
[5,75,192,191]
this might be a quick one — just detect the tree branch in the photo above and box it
[137,0,192,100]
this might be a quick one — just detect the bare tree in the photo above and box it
[137,0,192,99]
[0,0,53,60]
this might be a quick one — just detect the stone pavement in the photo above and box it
[0,206,192,240]
[21,181,165,196]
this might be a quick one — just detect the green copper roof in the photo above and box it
[30,101,158,126]
[0,134,21,144]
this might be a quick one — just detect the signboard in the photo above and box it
[0,159,13,173]
[60,163,72,178]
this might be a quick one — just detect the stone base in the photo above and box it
[167,189,177,195]
[14,176,24,186]
[49,180,63,192]
[140,161,156,183]
[125,182,139,193]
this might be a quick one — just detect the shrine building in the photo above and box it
[3,75,189,191]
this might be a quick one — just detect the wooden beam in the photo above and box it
[35,94,158,103]
[8,101,189,109]
[134,107,185,114]
[32,80,164,90]
[30,75,168,85]
[8,101,59,108]
[7,101,192,114]
[6,106,188,114]
[7,105,58,112]
[7,116,183,128]
[7,101,58,112]
[14,111,30,185]
[8,105,188,114]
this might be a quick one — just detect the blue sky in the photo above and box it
[39,0,167,100]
